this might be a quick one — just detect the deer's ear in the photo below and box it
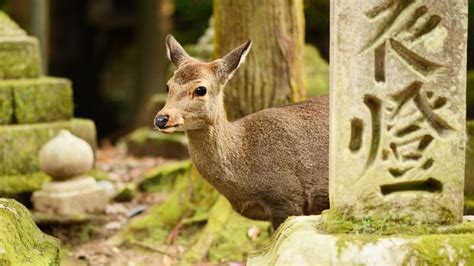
[166,34,192,68]
[217,40,252,84]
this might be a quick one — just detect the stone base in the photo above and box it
[0,118,96,175]
[248,216,474,266]
[124,127,188,159]
[32,176,107,215]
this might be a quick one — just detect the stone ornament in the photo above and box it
[330,0,467,223]
[39,129,94,180]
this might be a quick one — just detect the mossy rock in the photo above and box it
[0,36,41,79]
[0,11,26,37]
[0,83,12,124]
[304,44,329,97]
[0,172,51,203]
[124,127,188,159]
[8,77,73,124]
[248,215,474,266]
[0,119,97,175]
[0,198,60,265]
[122,161,272,264]
[466,120,474,197]
[113,182,137,202]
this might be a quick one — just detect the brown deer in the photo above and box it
[155,35,329,229]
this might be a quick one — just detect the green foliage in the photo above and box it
[304,44,329,97]
[467,71,474,118]
[172,0,212,44]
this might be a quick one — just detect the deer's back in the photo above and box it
[233,95,329,216]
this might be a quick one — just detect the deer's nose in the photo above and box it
[155,115,169,129]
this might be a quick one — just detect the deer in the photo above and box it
[155,35,329,229]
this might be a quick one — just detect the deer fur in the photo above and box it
[156,35,329,229]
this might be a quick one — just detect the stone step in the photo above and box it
[0,119,97,175]
[0,77,73,124]
[0,36,41,79]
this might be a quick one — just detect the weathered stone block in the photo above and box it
[0,84,12,124]
[0,36,41,79]
[248,215,474,266]
[330,0,468,223]
[8,77,73,124]
[0,198,60,265]
[0,119,97,175]
[32,176,107,215]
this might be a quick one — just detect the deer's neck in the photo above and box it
[186,115,242,187]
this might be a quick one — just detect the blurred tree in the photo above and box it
[214,0,306,120]
[304,0,329,60]
[134,0,173,126]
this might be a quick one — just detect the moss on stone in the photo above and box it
[0,36,41,79]
[0,119,97,175]
[0,84,12,124]
[322,209,474,236]
[0,172,51,200]
[249,215,474,265]
[304,44,329,97]
[6,77,73,124]
[0,198,60,265]
[0,11,26,37]
[138,160,192,193]
[125,127,188,159]
[113,183,137,202]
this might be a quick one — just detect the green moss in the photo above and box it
[6,77,73,124]
[0,198,60,265]
[0,36,41,79]
[0,172,51,201]
[113,183,137,202]
[123,162,271,264]
[138,160,192,193]
[85,169,110,181]
[124,163,218,244]
[0,119,97,175]
[0,83,12,124]
[304,44,329,97]
[322,209,474,236]
[0,11,26,37]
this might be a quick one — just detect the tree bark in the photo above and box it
[134,0,173,127]
[214,0,306,120]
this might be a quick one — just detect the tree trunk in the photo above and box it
[29,0,50,74]
[134,0,173,127]
[214,0,306,120]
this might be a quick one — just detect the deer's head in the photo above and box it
[155,35,251,133]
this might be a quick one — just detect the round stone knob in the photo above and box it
[39,130,94,180]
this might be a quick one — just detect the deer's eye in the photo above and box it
[194,86,207,97]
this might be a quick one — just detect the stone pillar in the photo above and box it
[330,0,468,224]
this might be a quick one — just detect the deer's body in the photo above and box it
[156,35,329,228]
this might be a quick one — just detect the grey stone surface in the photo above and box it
[32,176,107,215]
[248,216,474,266]
[329,0,468,223]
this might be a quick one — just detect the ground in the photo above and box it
[46,143,270,266]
